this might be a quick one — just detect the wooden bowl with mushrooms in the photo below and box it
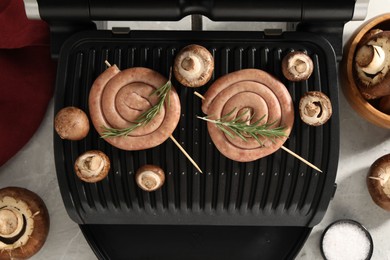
[341,13,390,128]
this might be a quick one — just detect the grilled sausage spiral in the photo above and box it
[202,69,294,162]
[89,66,181,150]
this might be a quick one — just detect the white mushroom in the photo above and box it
[74,150,110,183]
[282,51,314,82]
[173,44,214,88]
[0,187,49,259]
[299,91,332,126]
[135,165,165,192]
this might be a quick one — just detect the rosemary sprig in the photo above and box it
[101,69,172,138]
[197,108,287,145]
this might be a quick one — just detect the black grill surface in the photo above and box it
[54,30,339,227]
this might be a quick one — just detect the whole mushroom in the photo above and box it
[282,51,314,82]
[0,187,49,259]
[173,44,214,88]
[299,91,332,126]
[135,165,165,192]
[74,150,110,183]
[54,106,89,140]
[367,153,390,211]
[354,31,390,99]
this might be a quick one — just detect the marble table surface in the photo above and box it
[1,0,390,259]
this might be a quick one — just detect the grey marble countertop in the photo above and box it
[1,0,390,259]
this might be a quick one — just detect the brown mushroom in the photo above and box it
[135,165,165,192]
[173,44,214,88]
[54,106,89,140]
[354,31,390,99]
[367,153,390,211]
[0,187,49,259]
[282,51,314,82]
[74,150,110,183]
[299,91,332,126]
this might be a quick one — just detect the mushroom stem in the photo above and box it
[181,57,196,71]
[138,171,161,190]
[356,45,386,75]
[0,209,18,236]
[135,165,166,191]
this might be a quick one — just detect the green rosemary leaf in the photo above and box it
[101,68,173,138]
[197,108,286,145]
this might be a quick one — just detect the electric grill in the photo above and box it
[25,0,369,259]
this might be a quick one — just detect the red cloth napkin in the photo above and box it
[0,0,56,166]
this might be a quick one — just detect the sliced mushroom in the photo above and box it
[74,150,110,183]
[354,31,390,99]
[282,51,314,82]
[367,153,390,211]
[54,106,90,140]
[299,91,332,126]
[173,44,214,88]
[135,165,165,192]
[0,187,49,259]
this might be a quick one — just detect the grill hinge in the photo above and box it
[112,27,131,35]
[264,29,283,37]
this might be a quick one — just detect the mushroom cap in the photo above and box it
[135,165,165,192]
[173,44,214,88]
[74,150,110,183]
[354,31,390,99]
[299,91,332,126]
[367,153,390,211]
[54,106,90,140]
[281,51,314,82]
[0,187,49,259]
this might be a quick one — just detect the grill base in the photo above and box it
[54,30,339,227]
[81,224,310,260]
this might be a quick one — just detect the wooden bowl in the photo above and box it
[341,14,390,128]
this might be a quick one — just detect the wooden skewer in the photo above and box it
[194,91,206,100]
[193,91,323,173]
[103,60,203,173]
[170,135,202,173]
[280,146,322,173]
[105,60,112,67]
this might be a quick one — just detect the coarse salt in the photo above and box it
[322,221,371,260]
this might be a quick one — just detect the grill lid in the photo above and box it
[25,0,368,59]
[31,0,359,22]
